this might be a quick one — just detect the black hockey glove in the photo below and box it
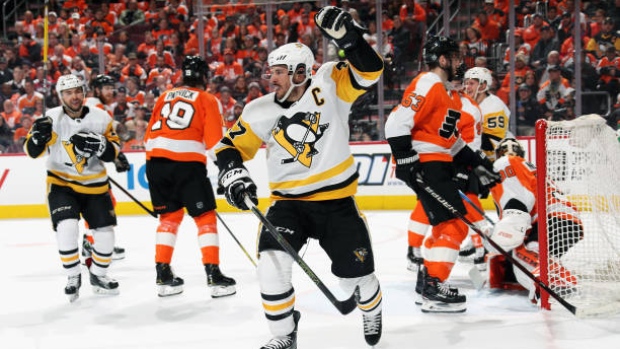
[30,116,53,146]
[114,152,131,172]
[393,150,421,191]
[218,162,258,211]
[315,6,366,51]
[474,165,501,190]
[70,132,108,158]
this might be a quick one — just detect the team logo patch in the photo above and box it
[62,141,88,173]
[353,247,369,263]
[272,111,329,168]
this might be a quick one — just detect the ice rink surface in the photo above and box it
[1,210,619,349]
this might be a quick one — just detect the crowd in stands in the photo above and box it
[1,0,620,154]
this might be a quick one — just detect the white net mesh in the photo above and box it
[540,115,620,315]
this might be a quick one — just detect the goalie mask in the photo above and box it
[56,74,86,115]
[266,43,314,102]
[495,138,525,159]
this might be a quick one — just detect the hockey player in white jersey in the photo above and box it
[24,74,122,302]
[215,6,383,349]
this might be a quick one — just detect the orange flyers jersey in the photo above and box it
[385,72,463,162]
[145,86,225,164]
[491,155,538,221]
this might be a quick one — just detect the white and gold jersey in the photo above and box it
[479,93,510,160]
[216,61,382,201]
[29,106,120,195]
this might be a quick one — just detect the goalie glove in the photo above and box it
[114,152,131,172]
[218,162,258,211]
[486,209,531,252]
[315,6,366,51]
[30,116,53,146]
[70,131,108,158]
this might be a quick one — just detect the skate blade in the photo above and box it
[157,284,184,297]
[210,285,236,298]
[92,286,120,295]
[112,253,125,260]
[67,293,79,303]
[414,292,423,306]
[421,300,466,313]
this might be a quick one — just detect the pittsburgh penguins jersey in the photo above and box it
[385,71,464,162]
[145,86,225,164]
[479,93,510,160]
[25,106,120,195]
[215,60,382,201]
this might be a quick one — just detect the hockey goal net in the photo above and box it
[535,115,620,317]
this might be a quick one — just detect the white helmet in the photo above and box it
[267,43,314,102]
[464,67,492,92]
[56,74,85,112]
[56,74,85,95]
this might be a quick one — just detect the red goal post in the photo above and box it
[535,115,620,317]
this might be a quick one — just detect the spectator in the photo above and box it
[113,86,131,124]
[244,81,263,104]
[120,52,147,84]
[224,101,243,129]
[18,33,42,64]
[595,45,620,98]
[117,31,138,57]
[502,29,531,69]
[217,86,236,119]
[146,56,174,88]
[90,8,114,37]
[399,0,426,55]
[69,56,91,83]
[12,114,32,147]
[231,75,248,101]
[0,56,13,84]
[483,0,507,30]
[1,99,22,130]
[536,50,561,84]
[585,17,620,58]
[522,13,548,49]
[523,70,540,96]
[214,49,244,85]
[537,65,572,118]
[473,10,501,43]
[0,82,18,112]
[146,39,176,70]
[17,80,43,116]
[125,77,146,106]
[78,42,99,70]
[118,0,146,27]
[516,83,543,136]
[0,111,13,152]
[387,15,411,65]
[531,26,560,69]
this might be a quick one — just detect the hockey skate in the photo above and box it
[362,310,382,346]
[156,263,184,297]
[90,272,120,295]
[65,274,82,303]
[415,266,458,306]
[260,310,301,349]
[407,246,424,272]
[205,264,236,298]
[421,273,466,313]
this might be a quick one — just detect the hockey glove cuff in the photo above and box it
[218,163,258,211]
[393,150,421,191]
[114,152,131,172]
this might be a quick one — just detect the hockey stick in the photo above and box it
[108,177,158,218]
[415,174,578,315]
[458,190,497,225]
[215,211,257,267]
[244,196,359,315]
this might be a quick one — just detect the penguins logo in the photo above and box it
[273,111,329,167]
[62,141,88,173]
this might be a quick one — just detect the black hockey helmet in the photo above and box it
[423,35,459,65]
[91,74,116,89]
[182,55,209,86]
[495,138,525,159]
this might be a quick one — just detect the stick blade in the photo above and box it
[336,286,360,315]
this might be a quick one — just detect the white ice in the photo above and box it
[1,211,619,349]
